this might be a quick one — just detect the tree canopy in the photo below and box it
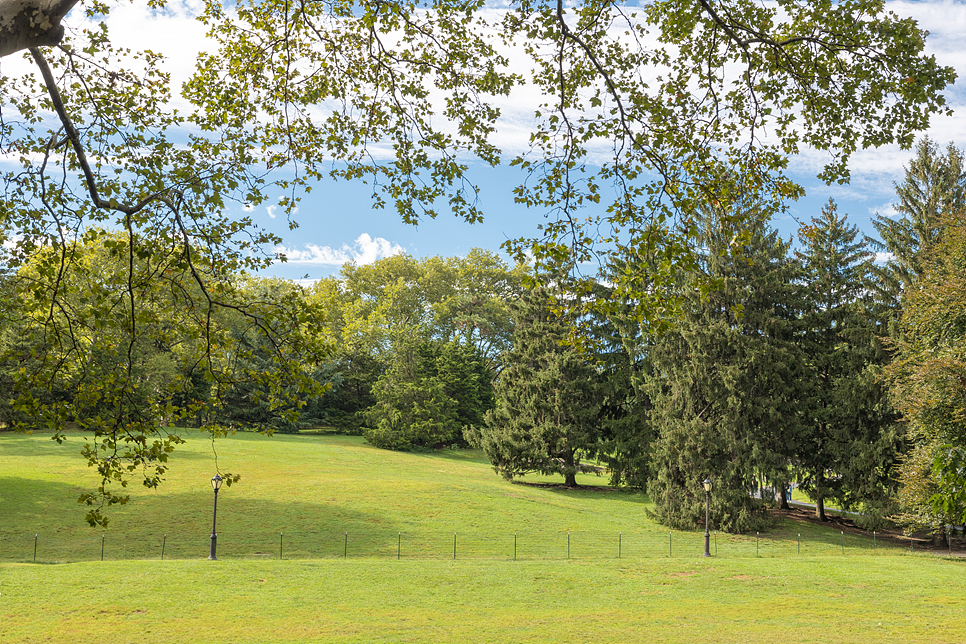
[0,0,955,522]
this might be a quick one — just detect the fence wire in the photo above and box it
[1,527,928,563]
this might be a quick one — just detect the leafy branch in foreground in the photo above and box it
[190,0,954,329]
[1,23,329,526]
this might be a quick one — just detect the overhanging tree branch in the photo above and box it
[0,0,77,58]
[29,46,168,217]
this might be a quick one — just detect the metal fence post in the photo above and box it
[162,534,166,561]
[618,532,621,559]
[34,534,38,563]
[280,532,283,560]
[101,533,105,561]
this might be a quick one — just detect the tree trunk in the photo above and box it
[815,472,828,521]
[779,482,790,510]
[0,0,79,58]
[564,469,577,487]
[563,447,578,487]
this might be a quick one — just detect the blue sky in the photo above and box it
[17,0,966,280]
[231,0,966,280]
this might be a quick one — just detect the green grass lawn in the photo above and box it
[2,429,963,643]
[3,557,965,643]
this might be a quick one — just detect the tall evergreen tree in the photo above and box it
[364,336,493,450]
[477,287,600,487]
[645,209,805,532]
[796,200,901,523]
[870,139,966,310]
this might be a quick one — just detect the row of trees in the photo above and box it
[1,0,954,527]
[474,201,896,533]
[4,140,963,538]
[478,139,966,536]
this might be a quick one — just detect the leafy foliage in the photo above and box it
[890,211,966,529]
[189,0,956,330]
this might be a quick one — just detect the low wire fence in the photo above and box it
[2,527,942,563]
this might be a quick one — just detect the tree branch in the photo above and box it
[0,0,78,58]
[29,46,167,217]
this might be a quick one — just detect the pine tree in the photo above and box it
[645,209,805,532]
[870,139,966,310]
[796,200,901,524]
[364,336,493,450]
[478,287,600,487]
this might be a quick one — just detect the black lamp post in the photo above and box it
[703,477,712,557]
[209,473,223,560]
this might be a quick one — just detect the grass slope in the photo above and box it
[2,430,964,643]
[2,431,895,561]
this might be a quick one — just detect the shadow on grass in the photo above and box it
[511,480,652,504]
[0,476,400,562]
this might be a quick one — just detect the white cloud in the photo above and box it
[275,233,405,266]
[266,205,277,219]
[875,252,895,263]
[869,202,899,218]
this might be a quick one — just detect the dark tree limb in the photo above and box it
[0,0,78,58]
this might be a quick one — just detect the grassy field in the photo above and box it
[1,429,897,562]
[4,557,965,644]
[2,430,963,643]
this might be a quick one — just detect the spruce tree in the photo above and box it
[870,139,966,310]
[796,200,901,524]
[645,209,805,532]
[478,287,600,487]
[364,337,492,450]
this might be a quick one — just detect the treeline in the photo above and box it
[299,250,526,449]
[307,139,965,538]
[474,139,966,538]
[3,140,964,538]
[0,247,524,440]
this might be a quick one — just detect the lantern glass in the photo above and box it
[703,478,712,492]
[211,474,223,491]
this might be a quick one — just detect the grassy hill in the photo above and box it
[2,430,964,643]
[1,429,899,561]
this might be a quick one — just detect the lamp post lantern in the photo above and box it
[209,474,223,560]
[703,478,712,557]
